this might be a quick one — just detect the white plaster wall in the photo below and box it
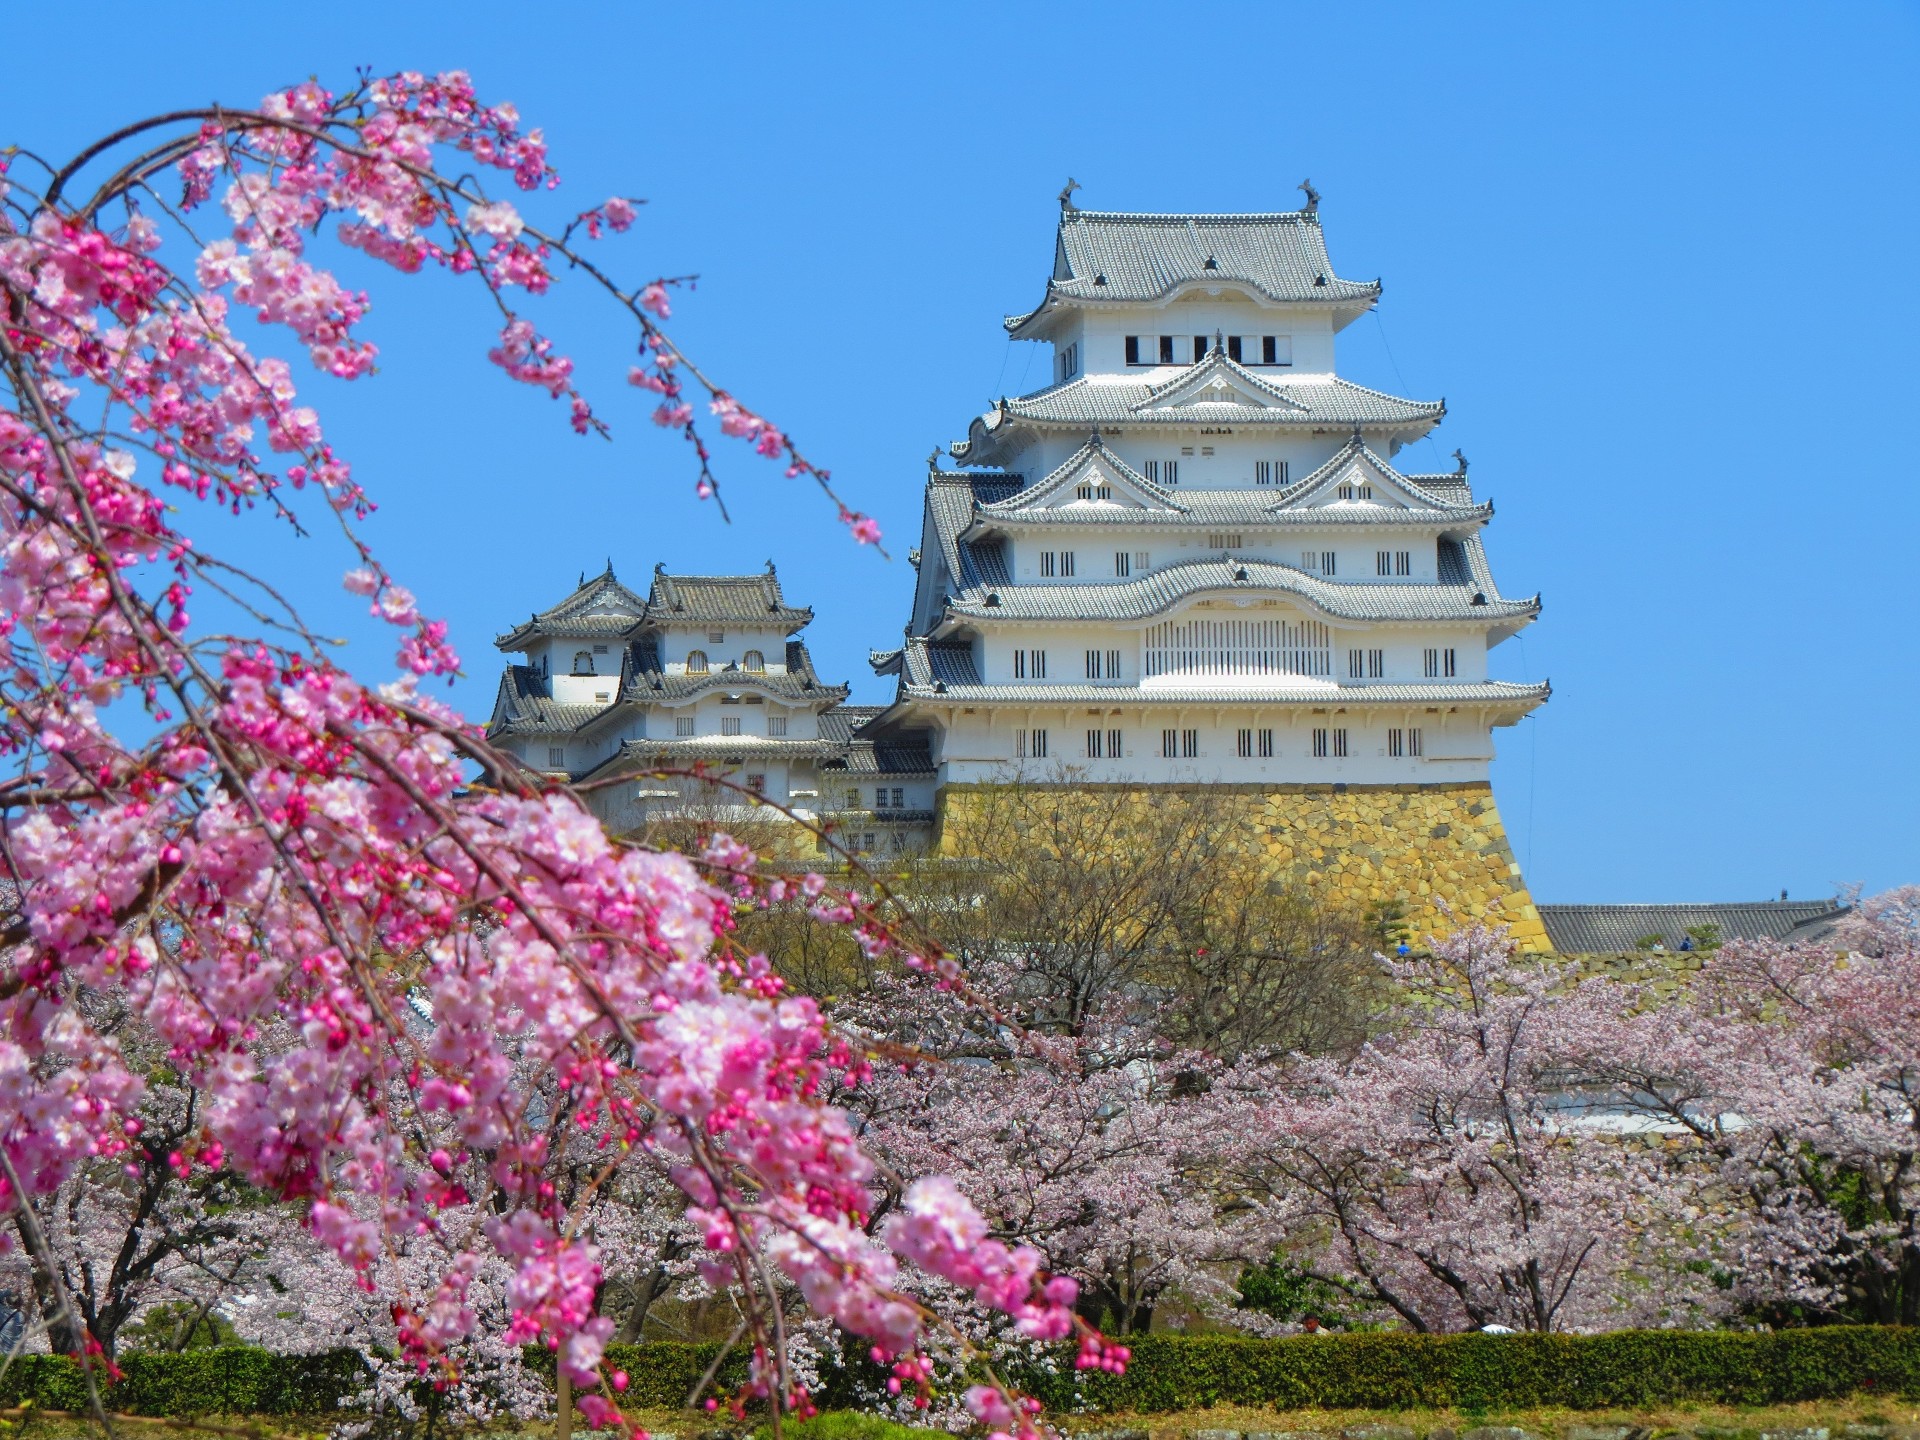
[927,704,1497,786]
[1057,296,1339,378]
[1007,527,1443,583]
[975,612,1490,686]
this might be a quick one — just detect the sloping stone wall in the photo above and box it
[935,781,1552,953]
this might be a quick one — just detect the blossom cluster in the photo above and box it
[0,70,1076,1427]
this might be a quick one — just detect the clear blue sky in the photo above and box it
[7,2,1917,903]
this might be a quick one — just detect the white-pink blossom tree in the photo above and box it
[1577,889,1920,1324]
[1236,926,1714,1333]
[0,71,1109,1432]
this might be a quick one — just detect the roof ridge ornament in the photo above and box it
[927,445,943,472]
[1298,177,1321,214]
[1453,448,1470,476]
[1058,177,1081,212]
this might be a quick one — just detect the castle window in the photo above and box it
[1158,335,1175,364]
[675,716,695,737]
[719,716,742,736]
[1348,648,1385,680]
[845,787,860,808]
[572,651,594,675]
[1114,551,1131,577]
[1377,550,1412,576]
[1259,728,1274,758]
[769,715,788,736]
[1236,728,1254,758]
[1262,335,1292,366]
[1321,551,1338,575]
[746,773,766,794]
[1144,617,1330,679]
[1205,532,1243,550]
[593,644,609,653]
[1192,336,1207,362]
[1086,728,1122,759]
[1226,335,1243,362]
[547,746,566,768]
[1082,648,1124,680]
[1388,727,1425,758]
[1040,550,1076,578]
[1017,729,1048,760]
[1424,647,1458,679]
[1135,551,1151,571]
[1014,648,1047,680]
[1255,459,1289,486]
[1312,727,1349,759]
[876,786,903,809]
[1086,729,1103,759]
[1144,460,1179,486]
[742,649,765,671]
[686,649,709,673]
[707,630,725,644]
[1161,727,1200,760]
[1126,335,1143,366]
[1337,482,1374,501]
[1075,482,1112,502]
[1235,728,1277,759]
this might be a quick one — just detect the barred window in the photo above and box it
[1424,647,1458,679]
[768,715,788,736]
[547,746,566,768]
[1388,727,1424,758]
[742,649,765,671]
[675,716,696,737]
[719,716,742,736]
[1114,551,1131,577]
[686,649,708,674]
[1017,728,1049,759]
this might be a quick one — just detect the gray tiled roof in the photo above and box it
[952,367,1441,463]
[968,431,1484,529]
[1538,900,1848,956]
[495,566,649,648]
[817,706,937,776]
[645,569,812,628]
[1007,372,1437,428]
[1006,209,1379,337]
[487,665,608,736]
[941,554,1538,626]
[925,473,1024,592]
[497,565,812,649]
[607,737,841,764]
[620,637,849,707]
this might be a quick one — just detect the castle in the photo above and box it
[487,196,1557,948]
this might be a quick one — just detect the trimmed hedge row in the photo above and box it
[1020,1329,1920,1412]
[3,1329,1917,1418]
[0,1346,366,1415]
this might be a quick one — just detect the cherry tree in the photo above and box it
[1236,926,1712,1333]
[0,71,1108,1430]
[1579,889,1920,1324]
[846,968,1252,1339]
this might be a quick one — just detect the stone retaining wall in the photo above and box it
[935,781,1551,953]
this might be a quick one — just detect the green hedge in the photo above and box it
[0,1346,366,1415]
[3,1329,1917,1418]
[1020,1329,1920,1413]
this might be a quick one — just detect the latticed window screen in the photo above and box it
[1144,617,1331,678]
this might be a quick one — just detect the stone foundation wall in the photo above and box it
[935,780,1551,953]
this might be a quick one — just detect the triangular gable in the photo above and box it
[1131,352,1310,415]
[1271,437,1455,514]
[979,437,1182,515]
[546,569,648,623]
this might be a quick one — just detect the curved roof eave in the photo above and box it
[935,560,1540,630]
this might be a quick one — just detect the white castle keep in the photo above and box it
[487,196,1548,861]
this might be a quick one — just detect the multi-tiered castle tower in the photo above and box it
[864,196,1552,945]
[486,195,1553,947]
